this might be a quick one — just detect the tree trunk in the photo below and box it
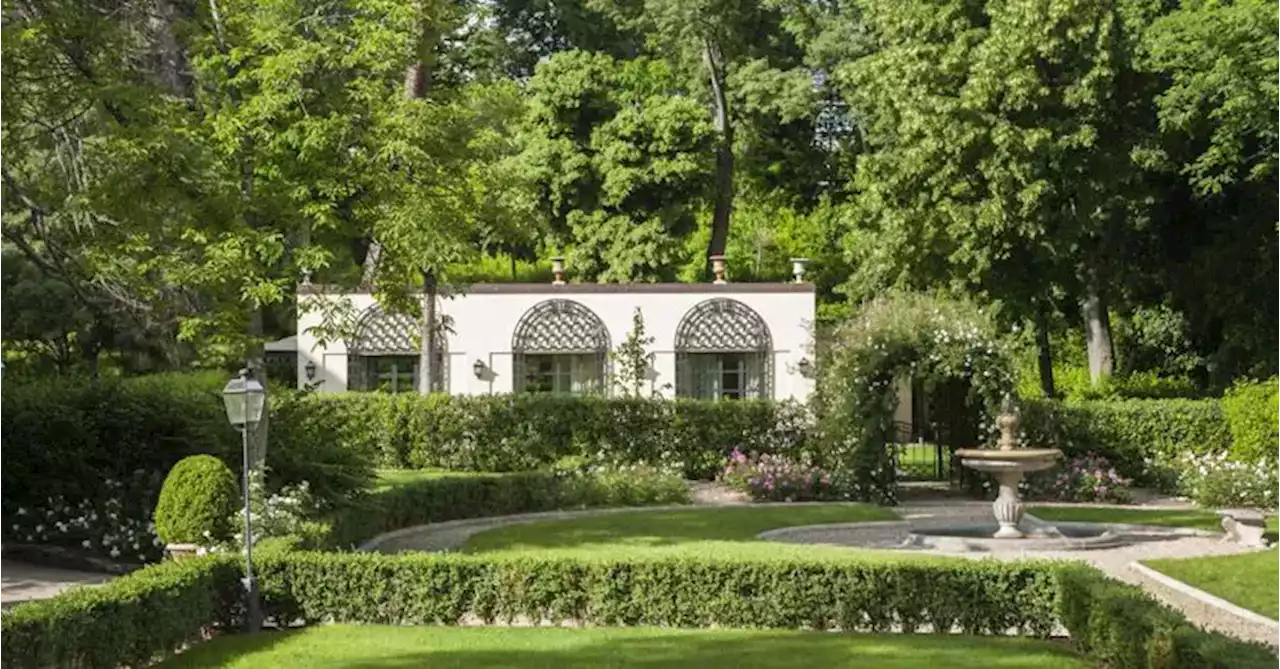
[1082,278,1115,385]
[1033,299,1056,398]
[703,40,734,260]
[419,270,437,395]
[150,0,191,98]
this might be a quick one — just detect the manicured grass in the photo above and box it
[894,443,948,479]
[155,625,1088,669]
[374,468,488,490]
[1144,549,1279,620]
[1026,506,1227,532]
[461,504,898,556]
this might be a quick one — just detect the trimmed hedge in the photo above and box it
[154,455,239,545]
[1055,565,1276,669]
[272,393,812,478]
[1020,398,1231,483]
[0,556,240,669]
[5,552,1276,669]
[1221,378,1279,463]
[318,469,690,548]
[254,552,1059,634]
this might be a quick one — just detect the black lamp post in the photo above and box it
[221,368,266,633]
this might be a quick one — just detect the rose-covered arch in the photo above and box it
[816,292,1015,504]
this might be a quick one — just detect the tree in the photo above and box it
[610,307,665,397]
[589,0,810,263]
[839,0,1164,392]
[517,51,714,281]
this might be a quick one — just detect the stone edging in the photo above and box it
[360,502,895,552]
[756,521,910,541]
[1129,561,1280,629]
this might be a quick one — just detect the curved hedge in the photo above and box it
[5,552,1275,669]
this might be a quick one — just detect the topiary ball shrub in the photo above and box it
[154,455,239,546]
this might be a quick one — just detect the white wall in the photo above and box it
[296,284,817,401]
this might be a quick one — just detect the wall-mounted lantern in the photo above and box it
[304,360,317,381]
[472,359,487,379]
[797,357,813,378]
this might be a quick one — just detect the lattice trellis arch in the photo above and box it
[511,299,610,394]
[675,299,772,352]
[675,298,773,399]
[511,299,611,354]
[346,303,447,391]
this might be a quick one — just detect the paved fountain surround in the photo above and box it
[755,503,1215,554]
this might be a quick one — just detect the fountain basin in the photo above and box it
[954,448,1062,473]
[904,523,1126,552]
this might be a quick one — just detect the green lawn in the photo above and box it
[460,504,899,556]
[374,468,489,490]
[893,443,948,480]
[1026,506,1227,532]
[155,625,1088,669]
[1144,550,1279,620]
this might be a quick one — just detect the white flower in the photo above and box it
[82,539,92,548]
[34,524,44,533]
[16,508,26,516]
[109,547,120,558]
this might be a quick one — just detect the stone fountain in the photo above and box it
[954,398,1062,538]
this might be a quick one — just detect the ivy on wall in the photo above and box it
[816,292,1015,504]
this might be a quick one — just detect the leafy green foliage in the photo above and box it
[0,374,374,548]
[816,293,1015,503]
[1054,565,1276,669]
[0,556,241,669]
[1019,398,1231,485]
[1221,377,1279,463]
[255,551,1058,634]
[273,392,812,479]
[155,456,240,545]
[320,468,689,549]
[609,308,663,397]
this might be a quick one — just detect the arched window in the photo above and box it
[346,304,446,393]
[675,299,772,400]
[512,299,610,395]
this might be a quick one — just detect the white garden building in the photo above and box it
[292,265,817,402]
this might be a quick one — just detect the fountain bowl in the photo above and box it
[954,448,1062,473]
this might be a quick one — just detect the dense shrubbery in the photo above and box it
[255,552,1058,633]
[154,455,239,546]
[1026,454,1133,504]
[318,467,690,549]
[1055,565,1275,669]
[1221,377,1279,463]
[720,448,845,502]
[1170,452,1278,510]
[6,553,1274,669]
[272,392,812,478]
[1018,397,1230,486]
[6,477,166,563]
[0,556,241,669]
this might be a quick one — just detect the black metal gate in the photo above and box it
[889,378,981,484]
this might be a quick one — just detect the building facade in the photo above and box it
[295,281,817,401]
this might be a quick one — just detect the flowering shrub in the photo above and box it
[1175,452,1278,509]
[6,481,164,564]
[720,448,845,502]
[226,478,321,549]
[1031,454,1133,504]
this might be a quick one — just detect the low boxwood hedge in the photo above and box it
[5,551,1276,669]
[0,556,241,669]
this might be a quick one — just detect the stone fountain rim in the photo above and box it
[953,448,1063,459]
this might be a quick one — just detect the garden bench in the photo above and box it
[1216,508,1270,548]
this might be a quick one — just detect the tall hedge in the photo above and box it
[271,393,812,478]
[1221,378,1279,463]
[1019,398,1231,482]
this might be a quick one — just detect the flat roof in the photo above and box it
[298,282,816,295]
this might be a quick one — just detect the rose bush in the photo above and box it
[1031,453,1134,504]
[720,448,846,502]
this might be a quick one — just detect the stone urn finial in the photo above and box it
[997,395,1019,451]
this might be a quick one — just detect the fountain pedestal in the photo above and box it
[954,400,1062,539]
